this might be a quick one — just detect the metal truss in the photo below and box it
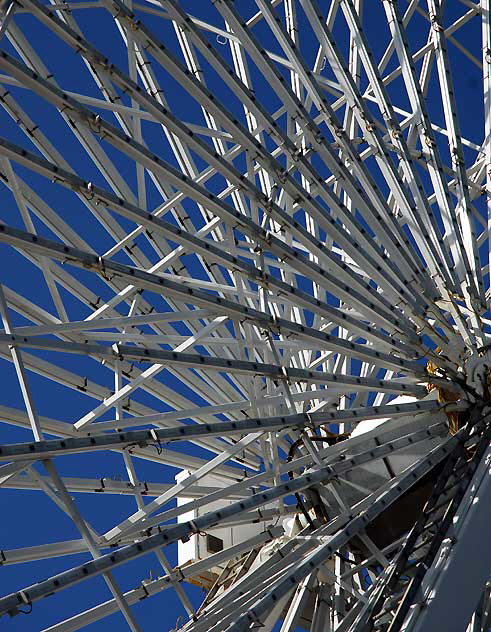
[0,0,490,631]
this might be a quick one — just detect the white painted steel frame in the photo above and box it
[0,0,490,631]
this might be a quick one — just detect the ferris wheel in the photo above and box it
[0,0,490,630]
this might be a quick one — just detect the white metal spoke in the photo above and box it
[0,1,490,631]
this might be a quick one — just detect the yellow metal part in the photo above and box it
[426,357,461,435]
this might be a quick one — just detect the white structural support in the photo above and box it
[403,439,491,632]
[0,1,490,631]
